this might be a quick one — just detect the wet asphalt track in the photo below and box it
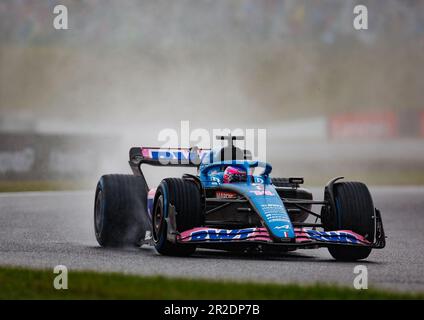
[0,187,423,292]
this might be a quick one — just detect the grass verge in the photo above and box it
[0,266,422,300]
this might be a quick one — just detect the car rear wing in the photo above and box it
[129,147,210,171]
[129,147,210,191]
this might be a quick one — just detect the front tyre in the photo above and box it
[153,178,203,256]
[94,174,147,247]
[322,181,375,261]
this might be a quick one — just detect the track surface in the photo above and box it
[0,187,423,292]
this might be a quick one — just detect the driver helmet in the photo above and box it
[223,166,247,183]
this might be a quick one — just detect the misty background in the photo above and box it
[1,0,424,188]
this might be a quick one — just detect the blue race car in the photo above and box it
[94,135,385,261]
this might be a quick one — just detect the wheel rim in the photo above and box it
[94,190,104,236]
[153,196,164,242]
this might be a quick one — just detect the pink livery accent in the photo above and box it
[177,226,371,246]
[142,148,151,158]
[178,227,272,243]
[140,147,209,161]
[294,228,371,245]
[148,188,156,199]
[147,188,157,216]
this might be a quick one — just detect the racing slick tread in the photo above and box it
[325,181,375,261]
[94,174,147,247]
[154,178,203,256]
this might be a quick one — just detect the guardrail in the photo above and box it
[0,132,119,181]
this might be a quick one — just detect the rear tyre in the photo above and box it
[153,178,203,256]
[94,174,147,247]
[322,181,375,261]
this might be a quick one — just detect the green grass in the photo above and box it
[0,266,422,300]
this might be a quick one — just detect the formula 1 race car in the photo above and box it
[94,135,385,261]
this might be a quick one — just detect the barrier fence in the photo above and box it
[328,109,424,140]
[1,110,423,182]
[0,132,118,181]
